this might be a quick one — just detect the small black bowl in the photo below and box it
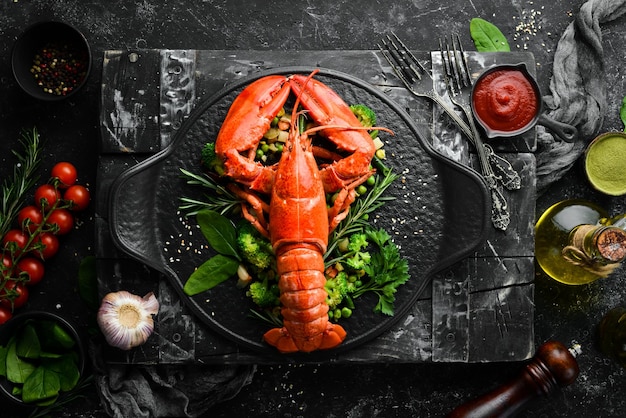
[0,311,86,407]
[11,21,91,101]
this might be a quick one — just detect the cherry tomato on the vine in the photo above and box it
[2,229,29,254]
[32,232,59,259]
[1,281,29,309]
[17,205,44,233]
[51,162,78,189]
[64,184,90,211]
[0,305,12,324]
[1,253,13,272]
[16,257,45,285]
[34,184,61,209]
[47,208,74,235]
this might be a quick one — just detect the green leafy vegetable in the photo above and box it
[470,18,510,52]
[196,209,241,260]
[620,96,626,132]
[0,318,81,406]
[183,254,240,296]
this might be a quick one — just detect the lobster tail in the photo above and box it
[263,247,347,353]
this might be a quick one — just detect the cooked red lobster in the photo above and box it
[215,71,377,353]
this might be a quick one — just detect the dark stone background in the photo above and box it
[1,1,625,417]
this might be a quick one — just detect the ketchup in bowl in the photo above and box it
[471,64,540,137]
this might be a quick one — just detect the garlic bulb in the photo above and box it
[97,290,159,350]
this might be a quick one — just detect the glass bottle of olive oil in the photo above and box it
[535,199,626,285]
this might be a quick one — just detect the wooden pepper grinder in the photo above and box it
[447,341,581,418]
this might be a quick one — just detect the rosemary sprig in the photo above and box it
[325,163,398,263]
[178,168,241,216]
[0,127,43,238]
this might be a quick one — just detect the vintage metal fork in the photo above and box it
[438,34,513,230]
[439,35,521,191]
[379,33,512,230]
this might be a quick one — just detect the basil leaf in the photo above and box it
[183,254,240,296]
[621,96,626,132]
[37,320,75,351]
[21,365,60,404]
[196,209,241,260]
[470,18,510,52]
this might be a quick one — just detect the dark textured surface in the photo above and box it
[1,1,626,417]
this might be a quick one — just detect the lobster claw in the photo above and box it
[288,74,376,192]
[215,75,291,193]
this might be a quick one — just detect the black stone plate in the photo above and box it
[108,67,490,360]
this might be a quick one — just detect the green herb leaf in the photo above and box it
[6,337,36,384]
[37,320,76,352]
[183,254,240,296]
[620,96,626,132]
[0,127,43,238]
[196,209,241,260]
[17,323,41,359]
[45,354,80,392]
[470,18,510,52]
[21,365,60,404]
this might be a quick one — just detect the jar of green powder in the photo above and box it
[585,132,626,196]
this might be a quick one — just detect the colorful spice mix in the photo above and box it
[30,42,88,96]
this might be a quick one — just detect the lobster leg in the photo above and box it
[215,75,291,194]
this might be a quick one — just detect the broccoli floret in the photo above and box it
[247,280,280,308]
[350,104,378,138]
[325,271,351,309]
[237,222,274,270]
[201,142,225,175]
[348,233,369,252]
[345,251,371,271]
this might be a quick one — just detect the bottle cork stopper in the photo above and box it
[596,228,626,262]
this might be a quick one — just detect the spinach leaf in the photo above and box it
[6,337,36,384]
[196,209,241,261]
[183,254,240,296]
[470,18,510,52]
[45,354,80,391]
[37,320,75,351]
[21,365,60,404]
[16,323,41,359]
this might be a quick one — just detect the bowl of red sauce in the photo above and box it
[471,63,577,142]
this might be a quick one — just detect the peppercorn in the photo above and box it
[30,42,88,96]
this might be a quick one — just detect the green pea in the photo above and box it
[256,149,264,159]
[261,144,270,153]
[341,307,352,318]
[356,185,367,195]
[366,175,376,186]
[334,309,342,319]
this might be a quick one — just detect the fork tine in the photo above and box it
[379,32,430,85]
[453,34,471,87]
[439,36,460,95]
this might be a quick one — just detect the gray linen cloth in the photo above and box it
[92,341,255,418]
[536,0,626,192]
[92,0,626,417]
